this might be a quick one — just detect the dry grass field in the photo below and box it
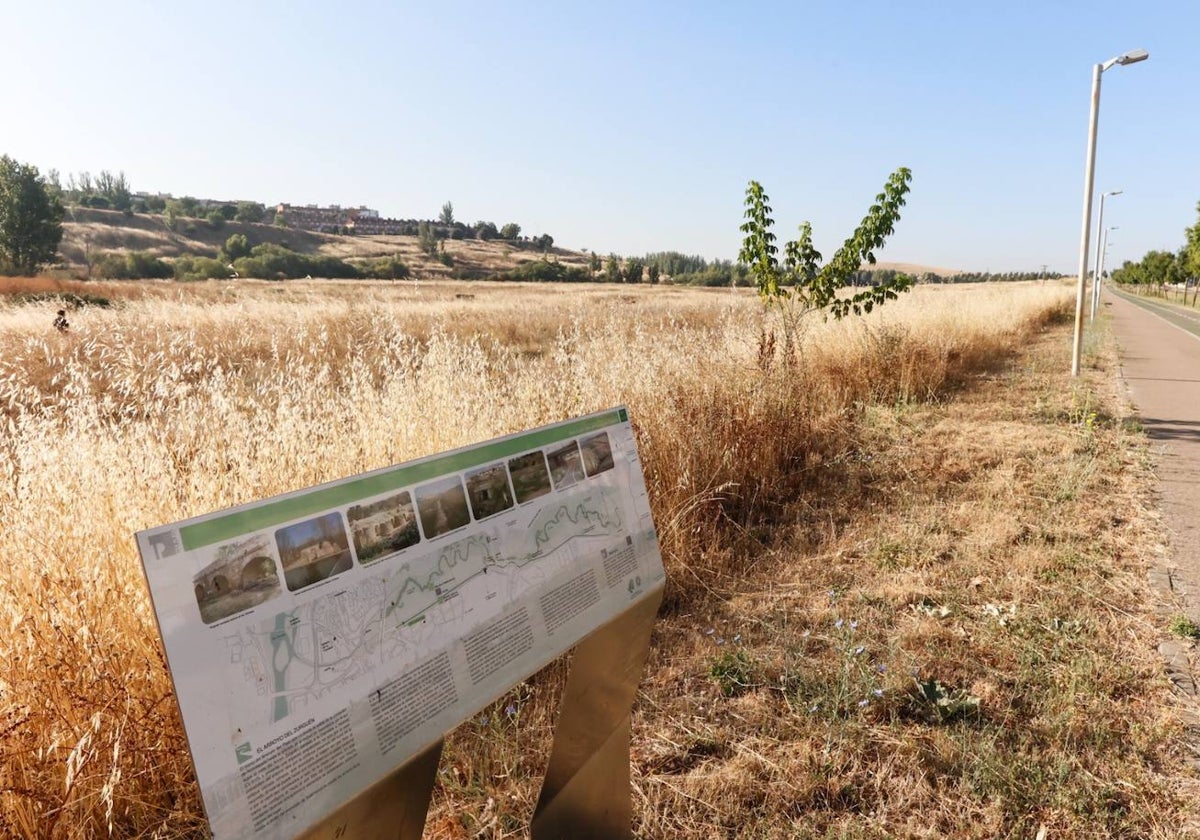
[1,279,1196,838]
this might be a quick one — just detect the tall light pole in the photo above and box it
[1093,226,1117,318]
[1071,48,1149,376]
[1090,190,1122,319]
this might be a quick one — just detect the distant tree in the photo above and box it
[588,251,602,273]
[603,253,621,283]
[500,222,521,241]
[1184,201,1200,281]
[474,221,498,241]
[1111,249,1182,287]
[235,201,266,224]
[178,196,199,216]
[206,210,226,230]
[222,233,251,261]
[95,170,132,212]
[646,262,660,284]
[0,156,64,275]
[533,233,554,252]
[623,256,645,283]
[417,221,438,256]
[439,202,455,226]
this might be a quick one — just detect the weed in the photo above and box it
[1169,615,1200,639]
[908,677,981,724]
[709,650,758,697]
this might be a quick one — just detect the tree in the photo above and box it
[439,202,455,226]
[738,167,914,360]
[95,170,131,212]
[1184,201,1200,281]
[623,256,645,283]
[474,220,498,240]
[533,233,554,252]
[500,222,521,241]
[603,254,621,283]
[235,201,267,224]
[417,221,438,256]
[222,233,251,261]
[646,262,660,284]
[0,156,64,275]
[1111,250,1182,288]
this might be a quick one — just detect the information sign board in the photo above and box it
[136,407,664,839]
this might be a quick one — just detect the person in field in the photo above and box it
[53,309,69,333]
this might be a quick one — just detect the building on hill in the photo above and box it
[275,203,409,235]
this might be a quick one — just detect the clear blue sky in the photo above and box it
[3,1,1196,272]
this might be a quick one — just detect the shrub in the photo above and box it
[173,255,230,282]
[231,243,360,280]
[93,251,173,280]
[360,255,410,280]
[494,260,590,283]
[222,234,251,262]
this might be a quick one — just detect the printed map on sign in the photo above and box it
[136,408,664,840]
[218,480,629,728]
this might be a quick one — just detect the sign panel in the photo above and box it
[136,407,664,840]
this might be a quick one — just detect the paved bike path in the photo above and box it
[1107,289,1200,622]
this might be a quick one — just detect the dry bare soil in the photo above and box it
[1,280,1197,838]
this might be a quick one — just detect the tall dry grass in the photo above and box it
[4,280,1164,838]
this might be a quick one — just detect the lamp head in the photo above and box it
[1115,49,1149,65]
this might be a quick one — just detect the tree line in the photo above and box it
[1109,203,1200,302]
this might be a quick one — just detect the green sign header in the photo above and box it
[179,408,625,551]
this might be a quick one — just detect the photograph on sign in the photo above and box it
[346,491,420,566]
[547,439,585,489]
[414,474,471,540]
[275,512,353,591]
[192,534,282,625]
[465,462,515,521]
[136,407,664,840]
[508,450,553,504]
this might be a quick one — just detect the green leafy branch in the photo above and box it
[739,167,915,325]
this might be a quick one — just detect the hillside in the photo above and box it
[58,207,591,280]
[57,209,975,284]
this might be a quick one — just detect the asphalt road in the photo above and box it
[1107,287,1200,606]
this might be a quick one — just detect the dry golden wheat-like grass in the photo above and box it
[1,280,1191,838]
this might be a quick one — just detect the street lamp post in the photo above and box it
[1094,226,1117,317]
[1071,48,1148,377]
[1089,190,1122,321]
